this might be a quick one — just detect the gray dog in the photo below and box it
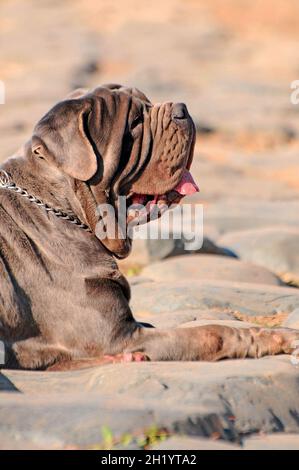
[0,84,298,371]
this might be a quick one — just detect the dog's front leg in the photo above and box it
[125,325,299,361]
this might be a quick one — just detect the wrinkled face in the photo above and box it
[31,84,198,258]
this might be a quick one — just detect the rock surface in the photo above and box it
[117,236,233,271]
[242,433,299,450]
[141,254,282,286]
[1,356,299,449]
[152,433,299,450]
[283,309,299,330]
[131,280,299,322]
[218,227,299,282]
[152,436,238,450]
[205,202,299,235]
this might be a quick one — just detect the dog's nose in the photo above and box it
[172,103,188,120]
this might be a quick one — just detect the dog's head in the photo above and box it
[30,84,198,258]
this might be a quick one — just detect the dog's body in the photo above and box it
[0,171,134,369]
[0,84,298,370]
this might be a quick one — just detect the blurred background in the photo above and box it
[1,0,299,256]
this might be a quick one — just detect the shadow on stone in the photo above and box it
[0,373,20,392]
[146,236,238,262]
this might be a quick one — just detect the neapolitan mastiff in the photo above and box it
[0,84,298,370]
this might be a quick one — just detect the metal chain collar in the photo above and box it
[0,170,92,232]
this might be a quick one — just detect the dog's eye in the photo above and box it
[131,114,143,130]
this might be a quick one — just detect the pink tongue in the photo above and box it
[174,170,199,196]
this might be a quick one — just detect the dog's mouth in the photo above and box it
[126,169,199,225]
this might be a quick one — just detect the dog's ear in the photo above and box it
[32,99,98,181]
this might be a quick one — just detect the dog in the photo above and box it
[0,83,298,371]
